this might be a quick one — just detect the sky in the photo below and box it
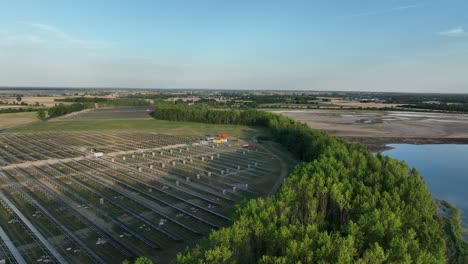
[0,0,467,92]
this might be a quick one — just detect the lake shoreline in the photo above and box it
[382,144,468,241]
[345,136,468,152]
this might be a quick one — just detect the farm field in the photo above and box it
[10,105,269,138]
[0,130,293,263]
[0,95,116,107]
[11,118,266,139]
[57,107,154,120]
[0,96,70,107]
[0,112,38,131]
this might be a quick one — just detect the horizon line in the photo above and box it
[1,86,468,95]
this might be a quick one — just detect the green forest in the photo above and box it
[153,105,468,264]
[47,103,88,118]
[0,107,40,114]
[399,103,468,113]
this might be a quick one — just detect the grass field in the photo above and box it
[0,112,38,130]
[11,118,268,139]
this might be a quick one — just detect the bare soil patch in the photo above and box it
[326,98,401,108]
[273,109,468,151]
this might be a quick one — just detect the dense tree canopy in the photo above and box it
[0,107,39,114]
[55,97,152,107]
[153,105,467,264]
[399,103,468,113]
[47,103,87,118]
[36,109,47,120]
[55,97,109,103]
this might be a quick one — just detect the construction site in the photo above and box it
[0,131,291,263]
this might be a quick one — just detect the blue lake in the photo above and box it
[383,144,468,229]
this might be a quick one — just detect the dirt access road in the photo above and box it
[272,109,468,151]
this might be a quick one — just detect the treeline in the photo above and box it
[55,97,109,103]
[0,101,28,106]
[125,93,183,100]
[156,105,267,125]
[153,105,467,263]
[400,103,468,113]
[194,93,320,109]
[387,95,468,105]
[237,93,318,105]
[156,105,340,161]
[440,201,468,263]
[327,92,468,105]
[47,103,88,118]
[98,99,152,107]
[0,107,42,114]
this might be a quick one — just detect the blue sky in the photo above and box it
[0,0,467,92]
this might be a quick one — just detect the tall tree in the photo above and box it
[36,109,47,121]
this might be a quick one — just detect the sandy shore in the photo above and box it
[346,137,468,152]
[272,109,468,152]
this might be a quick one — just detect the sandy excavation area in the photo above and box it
[272,110,468,151]
[327,98,401,108]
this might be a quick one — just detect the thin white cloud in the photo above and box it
[0,27,44,46]
[340,4,425,19]
[0,34,45,45]
[24,22,110,49]
[27,23,67,37]
[391,4,423,11]
[439,27,466,37]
